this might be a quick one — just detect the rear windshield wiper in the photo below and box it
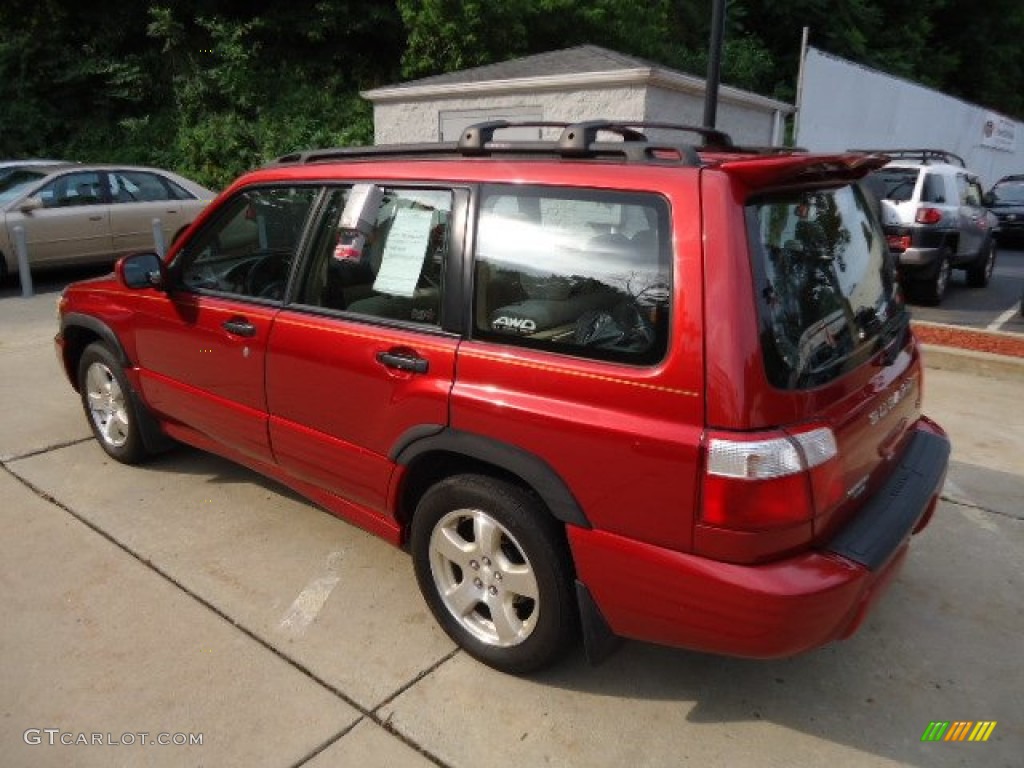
[873,305,910,363]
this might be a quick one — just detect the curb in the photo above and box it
[920,343,1024,383]
[911,319,1024,383]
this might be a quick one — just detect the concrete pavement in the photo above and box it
[1,285,1021,767]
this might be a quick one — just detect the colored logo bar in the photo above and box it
[921,721,997,742]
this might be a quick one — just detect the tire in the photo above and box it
[410,474,578,674]
[77,342,149,464]
[919,250,952,306]
[965,239,996,287]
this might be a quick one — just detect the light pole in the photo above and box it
[703,0,727,129]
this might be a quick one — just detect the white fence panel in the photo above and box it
[797,46,1024,186]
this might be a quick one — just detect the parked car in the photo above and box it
[56,122,950,674]
[0,164,215,282]
[0,158,70,186]
[984,174,1024,249]
[858,148,998,304]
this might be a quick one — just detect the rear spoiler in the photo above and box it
[716,153,889,189]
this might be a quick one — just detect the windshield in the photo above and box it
[862,167,919,202]
[990,180,1024,204]
[0,169,48,205]
[746,184,904,389]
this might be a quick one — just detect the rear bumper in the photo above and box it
[897,247,942,278]
[570,420,950,658]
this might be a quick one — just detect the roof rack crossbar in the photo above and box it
[847,148,966,168]
[457,120,573,152]
[553,120,735,150]
[615,121,735,148]
[462,139,701,165]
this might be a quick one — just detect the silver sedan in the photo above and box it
[0,163,215,280]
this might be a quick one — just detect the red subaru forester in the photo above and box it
[56,121,950,673]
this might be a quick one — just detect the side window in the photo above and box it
[110,170,191,203]
[179,186,318,302]
[38,171,108,208]
[955,174,982,206]
[473,184,671,364]
[296,184,452,327]
[965,178,984,207]
[920,173,946,204]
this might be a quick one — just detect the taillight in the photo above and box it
[915,207,943,224]
[886,234,911,252]
[701,426,844,530]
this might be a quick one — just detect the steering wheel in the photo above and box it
[245,251,289,299]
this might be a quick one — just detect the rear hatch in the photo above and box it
[861,165,922,228]
[697,155,923,562]
[861,165,946,251]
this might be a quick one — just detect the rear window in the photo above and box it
[746,184,903,389]
[862,167,919,202]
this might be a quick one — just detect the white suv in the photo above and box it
[860,149,997,305]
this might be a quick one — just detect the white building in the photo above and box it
[362,45,794,148]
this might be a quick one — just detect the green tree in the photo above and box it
[397,0,530,78]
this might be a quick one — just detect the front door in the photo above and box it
[132,185,321,464]
[10,169,112,267]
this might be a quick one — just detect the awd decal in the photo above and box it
[492,316,536,333]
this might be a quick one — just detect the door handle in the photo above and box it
[222,318,256,337]
[88,215,103,221]
[376,350,428,374]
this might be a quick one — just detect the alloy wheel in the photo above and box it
[428,507,540,648]
[85,361,131,448]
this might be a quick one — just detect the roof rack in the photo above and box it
[271,119,801,168]
[274,120,728,167]
[847,148,966,168]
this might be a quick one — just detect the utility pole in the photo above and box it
[703,0,727,129]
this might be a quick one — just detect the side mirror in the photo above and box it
[982,192,994,206]
[116,252,167,290]
[18,196,43,214]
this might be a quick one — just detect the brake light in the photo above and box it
[701,426,844,530]
[915,207,943,224]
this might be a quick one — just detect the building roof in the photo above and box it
[391,45,655,88]
[363,44,793,113]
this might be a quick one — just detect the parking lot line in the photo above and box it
[987,305,1020,332]
[279,552,344,637]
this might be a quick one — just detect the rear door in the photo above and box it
[955,173,988,258]
[107,169,201,255]
[265,184,463,517]
[863,166,919,231]
[132,185,320,463]
[453,181,697,552]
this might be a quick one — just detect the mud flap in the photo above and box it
[575,580,622,665]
